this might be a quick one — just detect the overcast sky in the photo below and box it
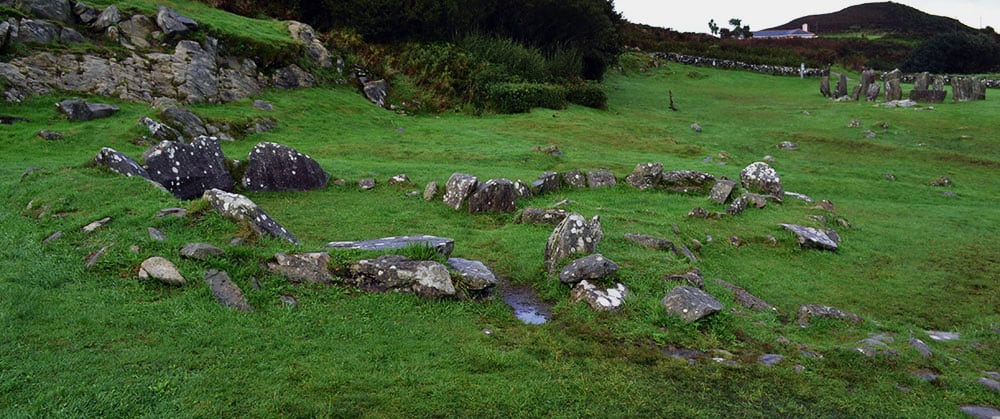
[614,0,998,34]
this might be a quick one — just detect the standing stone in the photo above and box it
[586,169,617,188]
[205,269,252,311]
[913,72,930,91]
[856,69,876,101]
[819,76,831,97]
[349,255,456,298]
[571,281,628,312]
[708,179,737,204]
[625,162,663,190]
[267,252,332,284]
[952,77,986,102]
[468,178,517,213]
[143,136,234,200]
[422,181,438,201]
[909,89,946,103]
[202,188,299,244]
[883,69,902,101]
[833,72,848,98]
[531,171,560,195]
[561,170,587,188]
[442,173,478,210]
[156,6,198,38]
[661,286,722,322]
[544,213,603,273]
[242,142,329,192]
[21,0,73,24]
[740,162,782,201]
[95,147,150,179]
[865,83,881,102]
[138,256,185,286]
[447,258,498,291]
[558,253,619,284]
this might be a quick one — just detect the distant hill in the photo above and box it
[766,1,979,35]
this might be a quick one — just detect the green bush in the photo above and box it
[545,47,584,82]
[462,35,548,83]
[484,83,567,113]
[565,82,607,109]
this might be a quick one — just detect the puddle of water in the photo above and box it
[497,280,551,325]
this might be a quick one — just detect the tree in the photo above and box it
[901,32,1000,73]
[708,19,718,35]
[715,18,751,39]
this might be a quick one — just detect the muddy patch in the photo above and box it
[497,279,552,325]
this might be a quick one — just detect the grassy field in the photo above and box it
[2,16,999,417]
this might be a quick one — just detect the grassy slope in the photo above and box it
[1,27,999,419]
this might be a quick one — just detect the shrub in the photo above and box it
[901,32,1000,73]
[462,35,548,83]
[484,83,567,114]
[565,82,607,109]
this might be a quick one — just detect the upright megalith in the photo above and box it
[468,178,517,213]
[544,213,603,273]
[952,77,986,102]
[442,173,478,210]
[883,69,902,101]
[242,142,329,192]
[203,188,299,244]
[625,162,663,190]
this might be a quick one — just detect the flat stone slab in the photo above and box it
[780,224,840,251]
[324,235,454,257]
[926,330,960,341]
[447,258,497,291]
[961,405,1000,419]
[205,269,252,311]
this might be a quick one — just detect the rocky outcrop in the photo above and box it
[325,235,454,257]
[544,213,603,273]
[287,21,333,69]
[143,136,234,200]
[160,107,208,139]
[21,0,73,24]
[349,255,456,298]
[203,188,299,244]
[156,6,198,39]
[242,142,329,192]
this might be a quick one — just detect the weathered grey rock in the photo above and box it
[961,405,1000,419]
[857,69,876,101]
[91,5,120,30]
[760,354,784,367]
[776,141,798,150]
[797,304,862,326]
[865,81,881,101]
[422,181,438,201]
[156,6,198,38]
[84,245,109,268]
[513,179,532,198]
[625,162,663,190]
[727,195,749,215]
[544,213,603,273]
[526,172,556,195]
[273,64,315,90]
[834,72,848,98]
[586,169,617,188]
[324,235,454,257]
[118,14,154,48]
[571,280,628,311]
[714,278,775,311]
[139,116,183,142]
[138,256,185,286]
[561,170,587,188]
[363,79,388,108]
[740,162,782,201]
[708,179,737,204]
[779,224,839,251]
[978,378,1000,392]
[82,217,111,233]
[913,72,930,90]
[909,89,946,103]
[205,269,252,311]
[180,242,224,260]
[442,173,478,210]
[267,252,332,284]
[665,269,704,289]
[388,174,410,185]
[468,178,517,213]
[156,207,187,218]
[883,69,902,101]
[661,170,715,193]
[623,233,675,251]
[173,40,221,104]
[73,2,98,24]
[819,76,831,97]
[58,26,84,44]
[57,99,120,121]
[242,142,329,192]
[203,188,298,244]
[349,254,455,298]
[143,136,234,200]
[42,231,63,244]
[926,330,960,341]
[357,178,375,190]
[252,99,273,110]
[447,258,497,291]
[952,77,986,102]
[930,176,952,187]
[559,253,619,284]
[519,207,569,226]
[95,147,150,179]
[531,144,562,156]
[908,337,932,358]
[160,107,207,139]
[690,122,702,132]
[21,0,72,23]
[661,286,722,322]
[148,227,166,241]
[0,20,9,49]
[287,21,332,68]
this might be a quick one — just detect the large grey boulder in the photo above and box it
[325,235,454,257]
[660,170,715,193]
[442,173,478,210]
[797,304,862,325]
[586,169,617,188]
[273,64,315,89]
[139,116,184,142]
[118,14,155,48]
[287,21,332,68]
[15,18,59,44]
[203,188,299,244]
[242,142,329,192]
[468,178,516,213]
[156,6,198,38]
[952,77,986,102]
[143,136,234,200]
[571,280,628,311]
[779,224,840,251]
[160,107,207,139]
[91,5,120,30]
[173,40,220,104]
[530,171,559,195]
[205,269,252,311]
[349,255,456,298]
[73,2,98,24]
[138,256,185,286]
[519,207,569,226]
[559,253,619,284]
[94,147,150,179]
[561,170,587,188]
[740,162,782,201]
[544,213,603,273]
[56,99,120,121]
[625,162,663,190]
[883,69,902,101]
[21,0,73,23]
[267,252,333,284]
[58,26,84,44]
[661,286,722,322]
[708,179,737,204]
[447,258,497,291]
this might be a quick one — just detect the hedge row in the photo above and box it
[483,82,607,114]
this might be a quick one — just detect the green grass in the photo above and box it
[2,25,1000,417]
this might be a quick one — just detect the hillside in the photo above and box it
[767,1,979,35]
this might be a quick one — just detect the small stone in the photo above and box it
[82,217,112,233]
[909,337,932,358]
[911,370,939,382]
[978,377,1000,392]
[148,227,167,242]
[138,256,185,286]
[777,141,798,150]
[358,178,376,190]
[42,231,63,244]
[180,243,225,260]
[388,174,411,185]
[84,245,110,268]
[793,365,806,373]
[156,208,187,218]
[423,181,438,201]
[253,100,273,110]
[690,123,702,133]
[760,354,784,367]
[961,405,1000,419]
[926,331,960,341]
[280,294,297,307]
[930,176,952,187]
[37,130,63,140]
[205,269,252,311]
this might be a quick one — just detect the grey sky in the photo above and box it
[614,0,997,34]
